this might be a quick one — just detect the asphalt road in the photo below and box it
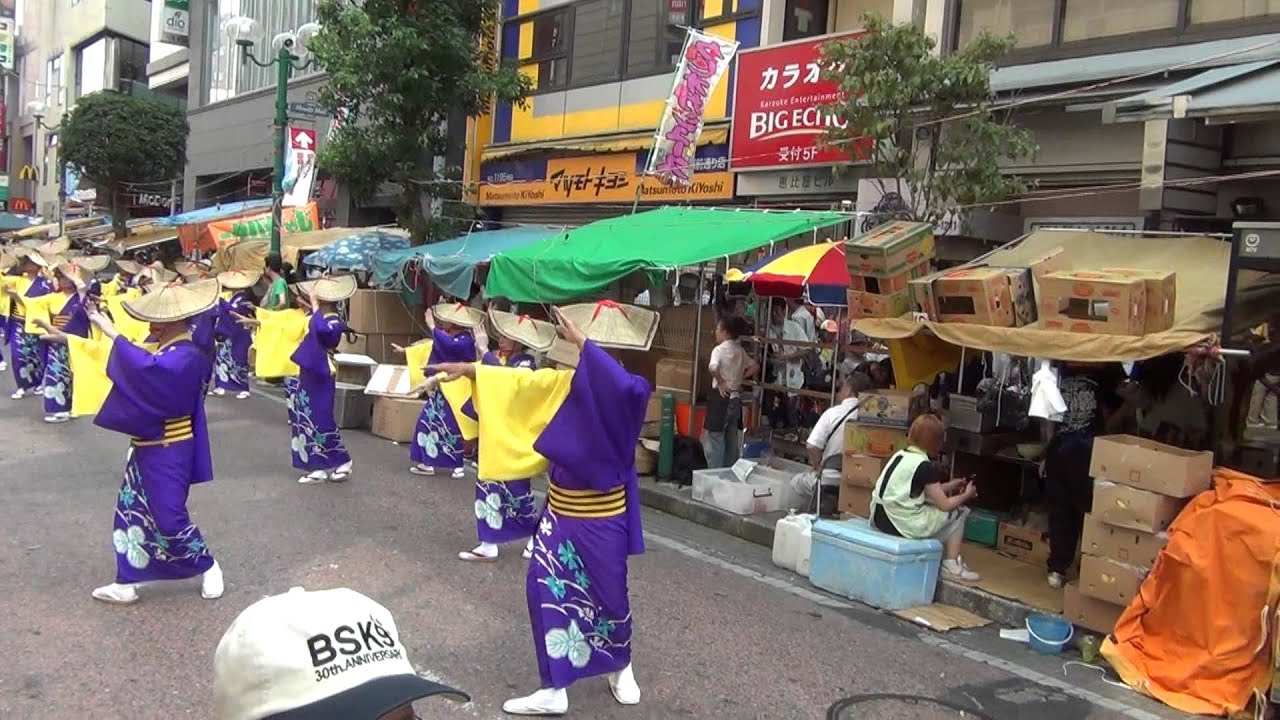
[0,379,1188,720]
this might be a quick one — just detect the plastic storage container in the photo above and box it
[809,517,943,610]
[333,382,374,429]
[772,513,815,575]
[963,508,1001,547]
[692,468,785,515]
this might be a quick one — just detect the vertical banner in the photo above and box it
[645,29,738,187]
[0,0,14,72]
[282,127,318,207]
[161,0,191,46]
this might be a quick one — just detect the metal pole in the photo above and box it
[270,45,292,264]
[169,179,178,217]
[57,156,67,237]
[690,263,707,420]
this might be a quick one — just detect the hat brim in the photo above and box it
[432,304,484,329]
[488,308,557,352]
[267,673,470,720]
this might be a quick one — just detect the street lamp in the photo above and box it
[26,100,71,236]
[223,16,322,263]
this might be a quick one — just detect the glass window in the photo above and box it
[783,0,831,41]
[76,39,108,98]
[625,0,694,77]
[956,0,1054,50]
[1062,0,1179,42]
[1190,0,1280,25]
[532,11,569,57]
[570,0,626,85]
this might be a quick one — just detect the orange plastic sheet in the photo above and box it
[1102,469,1280,716]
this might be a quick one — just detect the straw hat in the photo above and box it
[0,254,16,273]
[488,308,557,352]
[556,301,659,351]
[115,259,144,276]
[173,260,209,279]
[218,269,262,290]
[295,274,357,303]
[138,262,179,286]
[75,255,113,273]
[36,236,71,256]
[432,302,484,328]
[55,261,92,291]
[29,251,64,269]
[122,278,222,323]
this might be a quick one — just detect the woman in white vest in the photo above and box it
[869,414,982,582]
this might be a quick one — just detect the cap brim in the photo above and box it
[267,673,470,720]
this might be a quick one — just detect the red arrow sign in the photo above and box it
[290,128,317,151]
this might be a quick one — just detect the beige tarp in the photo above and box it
[854,229,1280,362]
[210,228,368,271]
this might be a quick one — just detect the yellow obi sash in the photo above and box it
[547,483,626,519]
[132,415,194,447]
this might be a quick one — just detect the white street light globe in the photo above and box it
[25,100,47,118]
[271,31,297,53]
[223,16,263,46]
[295,22,322,56]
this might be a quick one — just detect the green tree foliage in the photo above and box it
[311,0,532,243]
[822,14,1036,229]
[60,91,188,237]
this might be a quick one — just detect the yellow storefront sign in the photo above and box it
[477,153,734,206]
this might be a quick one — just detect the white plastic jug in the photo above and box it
[773,512,815,573]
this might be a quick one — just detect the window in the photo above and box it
[76,39,108,98]
[783,0,831,41]
[45,55,63,108]
[625,0,690,76]
[1061,0,1179,43]
[203,0,320,105]
[956,0,1054,50]
[529,9,570,90]
[116,38,149,92]
[1191,0,1280,25]
[570,0,626,85]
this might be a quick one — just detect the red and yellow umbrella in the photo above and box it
[726,241,850,304]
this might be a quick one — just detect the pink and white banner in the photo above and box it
[645,29,738,188]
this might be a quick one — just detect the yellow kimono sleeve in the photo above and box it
[472,363,575,481]
[0,283,9,318]
[439,377,478,441]
[23,294,55,334]
[67,334,115,416]
[404,339,434,388]
[254,308,309,378]
[100,277,120,297]
[103,291,151,344]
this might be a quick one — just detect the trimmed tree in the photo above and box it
[310,0,533,243]
[822,13,1036,232]
[59,91,188,237]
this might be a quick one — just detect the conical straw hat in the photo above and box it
[115,259,144,276]
[218,269,262,290]
[0,254,16,273]
[556,301,659,351]
[122,278,222,323]
[139,262,179,285]
[55,261,92,290]
[173,260,210,278]
[29,251,63,268]
[432,302,484,329]
[18,238,44,250]
[295,274,357,303]
[37,236,71,255]
[488,308,557,352]
[75,255,113,272]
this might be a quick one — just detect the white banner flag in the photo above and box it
[645,29,738,187]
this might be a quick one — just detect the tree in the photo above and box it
[310,0,532,243]
[60,91,188,237]
[822,13,1036,231]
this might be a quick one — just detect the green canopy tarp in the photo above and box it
[484,206,849,303]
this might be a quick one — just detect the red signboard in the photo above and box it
[289,127,317,151]
[729,33,871,170]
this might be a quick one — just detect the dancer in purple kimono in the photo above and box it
[284,276,354,484]
[76,278,224,605]
[211,270,258,399]
[6,253,53,399]
[409,303,481,479]
[33,262,92,423]
[430,306,649,715]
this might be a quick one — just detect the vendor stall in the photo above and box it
[371,225,560,298]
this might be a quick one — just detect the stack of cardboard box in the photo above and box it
[908,246,1069,327]
[364,364,427,443]
[846,222,936,319]
[838,389,915,516]
[1066,435,1212,634]
[345,289,428,363]
[1038,268,1176,337]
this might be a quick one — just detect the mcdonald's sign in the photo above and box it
[9,197,31,212]
[17,164,37,182]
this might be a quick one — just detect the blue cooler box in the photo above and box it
[809,518,943,610]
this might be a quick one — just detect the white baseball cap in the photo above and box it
[214,587,469,720]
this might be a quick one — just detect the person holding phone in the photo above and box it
[868,413,981,582]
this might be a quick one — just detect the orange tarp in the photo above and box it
[1101,469,1280,716]
[179,202,320,254]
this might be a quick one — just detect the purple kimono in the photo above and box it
[470,350,539,545]
[213,291,254,393]
[10,276,52,391]
[96,334,216,584]
[42,292,90,415]
[410,327,475,469]
[285,311,351,472]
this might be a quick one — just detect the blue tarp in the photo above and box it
[153,198,273,227]
[371,225,563,298]
[0,213,39,232]
[302,229,411,272]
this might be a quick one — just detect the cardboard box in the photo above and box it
[1091,480,1188,533]
[1002,267,1037,327]
[847,288,912,319]
[854,389,916,429]
[1063,582,1125,635]
[1038,271,1146,336]
[365,364,419,397]
[838,481,873,517]
[842,452,884,489]
[655,358,694,392]
[847,221,936,275]
[844,422,909,458]
[1089,434,1212,498]
[849,259,933,294]
[356,333,421,364]
[931,267,1016,327]
[1080,513,1167,569]
[1079,554,1147,606]
[997,519,1050,567]
[1102,269,1176,333]
[348,289,424,335]
[371,396,426,443]
[908,271,942,320]
[1028,246,1069,287]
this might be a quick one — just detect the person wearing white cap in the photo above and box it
[214,587,470,720]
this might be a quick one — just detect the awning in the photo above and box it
[372,225,562,298]
[103,229,182,253]
[153,198,272,227]
[854,228,1280,362]
[480,125,729,161]
[1104,60,1280,123]
[485,207,849,303]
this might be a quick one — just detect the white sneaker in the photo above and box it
[92,582,139,604]
[409,464,434,476]
[452,467,466,479]
[607,664,641,705]
[941,557,981,582]
[236,391,250,399]
[10,389,23,399]
[502,688,568,716]
[1047,571,1066,589]
[201,560,225,599]
[298,470,329,484]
